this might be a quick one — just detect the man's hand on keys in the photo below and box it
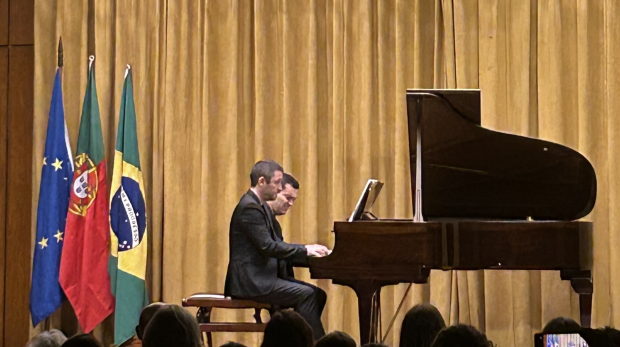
[305,244,330,257]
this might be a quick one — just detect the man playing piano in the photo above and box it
[224,160,329,340]
[265,173,305,280]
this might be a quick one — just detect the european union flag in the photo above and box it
[30,69,74,326]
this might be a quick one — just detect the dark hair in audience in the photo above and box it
[541,317,581,334]
[250,160,283,186]
[220,343,248,347]
[282,173,300,190]
[580,328,615,347]
[361,344,389,347]
[260,310,313,347]
[27,330,67,347]
[431,325,493,347]
[316,331,356,347]
[61,334,102,347]
[399,304,446,347]
[136,302,167,340]
[142,304,202,347]
[600,326,620,346]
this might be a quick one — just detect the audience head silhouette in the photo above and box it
[399,304,446,347]
[27,330,67,347]
[220,343,248,347]
[431,324,492,347]
[599,326,620,346]
[541,317,581,334]
[60,334,102,347]
[142,304,202,347]
[136,302,167,340]
[579,328,615,347]
[260,310,314,347]
[361,344,389,347]
[315,331,357,347]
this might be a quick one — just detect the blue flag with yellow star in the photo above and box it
[30,69,74,326]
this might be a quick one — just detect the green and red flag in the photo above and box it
[59,56,115,332]
[108,66,149,346]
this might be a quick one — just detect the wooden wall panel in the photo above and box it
[0,46,7,347]
[0,0,7,45]
[8,0,33,45]
[5,45,33,347]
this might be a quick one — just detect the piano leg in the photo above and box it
[578,293,592,328]
[560,270,593,327]
[334,280,383,345]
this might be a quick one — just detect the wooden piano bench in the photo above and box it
[182,293,271,347]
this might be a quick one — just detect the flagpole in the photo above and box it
[46,37,62,333]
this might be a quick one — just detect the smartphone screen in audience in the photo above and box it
[534,333,589,347]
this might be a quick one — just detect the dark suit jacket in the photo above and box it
[263,203,309,280]
[224,190,308,298]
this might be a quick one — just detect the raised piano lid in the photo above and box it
[406,89,597,221]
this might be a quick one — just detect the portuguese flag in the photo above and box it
[59,57,115,333]
[108,67,149,346]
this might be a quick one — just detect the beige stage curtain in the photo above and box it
[32,1,620,347]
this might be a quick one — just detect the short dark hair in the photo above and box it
[250,160,283,187]
[136,302,167,340]
[580,328,615,347]
[600,326,620,346]
[282,173,299,190]
[220,343,248,347]
[361,344,389,347]
[431,325,493,347]
[541,317,581,334]
[142,304,203,347]
[400,304,446,347]
[61,334,102,347]
[260,310,313,347]
[316,331,356,347]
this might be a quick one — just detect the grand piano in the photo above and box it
[309,90,597,344]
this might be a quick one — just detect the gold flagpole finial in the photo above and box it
[57,37,63,68]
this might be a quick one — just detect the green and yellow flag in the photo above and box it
[109,67,149,346]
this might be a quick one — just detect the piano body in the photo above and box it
[309,90,597,344]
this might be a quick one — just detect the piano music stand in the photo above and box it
[348,179,383,222]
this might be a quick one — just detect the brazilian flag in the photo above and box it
[108,67,149,346]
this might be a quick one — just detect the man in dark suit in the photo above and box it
[265,173,309,279]
[224,160,329,340]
